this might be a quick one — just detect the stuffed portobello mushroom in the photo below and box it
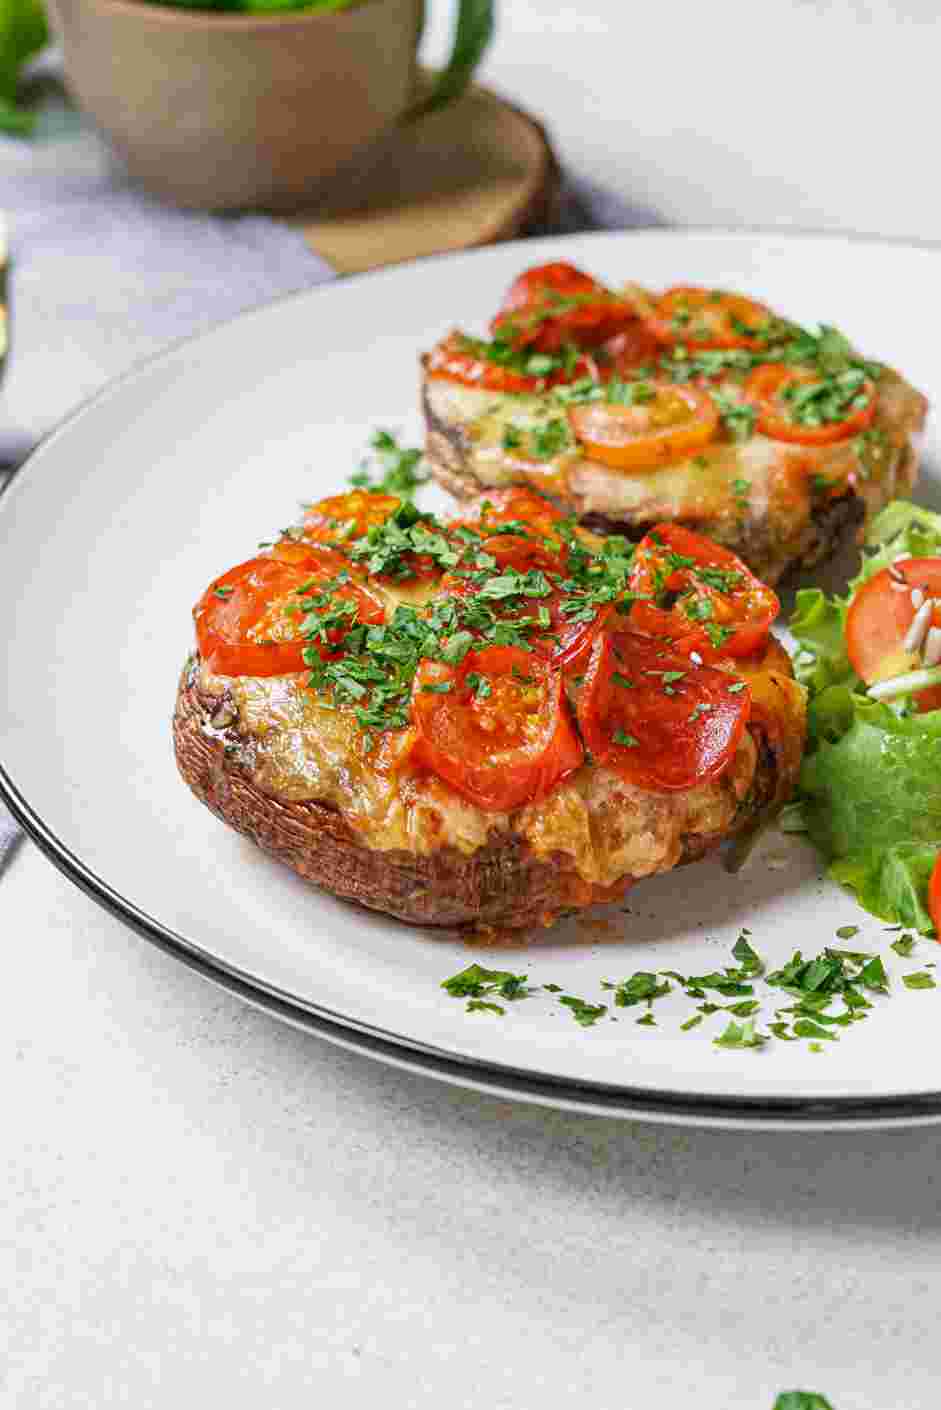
[174,486,806,931]
[422,263,928,586]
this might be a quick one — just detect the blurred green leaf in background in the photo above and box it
[0,0,48,134]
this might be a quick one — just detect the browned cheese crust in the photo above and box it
[173,638,805,931]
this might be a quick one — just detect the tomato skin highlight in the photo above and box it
[603,322,664,376]
[846,558,941,712]
[194,548,384,678]
[744,363,877,446]
[929,854,941,941]
[644,286,774,351]
[576,630,750,792]
[628,524,779,659]
[569,385,719,471]
[491,261,637,353]
[409,645,584,812]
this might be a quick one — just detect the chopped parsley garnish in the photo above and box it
[559,995,607,1027]
[347,501,462,580]
[613,729,639,748]
[903,972,937,990]
[465,672,492,700]
[441,924,937,1050]
[442,964,532,1012]
[606,378,655,406]
[530,417,571,461]
[781,368,871,428]
[711,392,757,442]
[611,971,671,1008]
[705,623,734,649]
[714,1017,767,1049]
[349,430,428,499]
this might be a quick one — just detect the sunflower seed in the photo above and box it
[903,599,933,653]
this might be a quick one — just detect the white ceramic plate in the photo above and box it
[4,229,941,1129]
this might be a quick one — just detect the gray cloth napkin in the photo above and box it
[0,106,661,875]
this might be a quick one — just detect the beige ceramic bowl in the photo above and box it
[48,0,426,211]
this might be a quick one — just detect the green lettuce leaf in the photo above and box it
[799,692,941,931]
[788,497,941,932]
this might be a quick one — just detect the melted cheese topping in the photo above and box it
[198,660,774,891]
[425,368,927,580]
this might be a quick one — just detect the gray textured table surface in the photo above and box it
[5,842,940,1408]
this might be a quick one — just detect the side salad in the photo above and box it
[789,499,941,935]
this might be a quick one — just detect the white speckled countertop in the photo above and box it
[6,843,940,1407]
[7,5,941,1404]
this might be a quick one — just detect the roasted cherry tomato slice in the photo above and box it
[845,557,941,712]
[744,363,877,446]
[442,534,611,674]
[410,645,583,812]
[302,489,401,545]
[425,333,549,395]
[929,854,941,940]
[449,487,568,547]
[303,488,442,585]
[491,262,637,353]
[644,286,774,351]
[628,524,779,658]
[425,331,607,395]
[603,322,664,376]
[194,548,384,677]
[576,630,750,792]
[569,385,719,471]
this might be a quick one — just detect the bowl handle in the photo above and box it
[402,0,494,121]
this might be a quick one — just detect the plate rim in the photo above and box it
[6,222,941,1130]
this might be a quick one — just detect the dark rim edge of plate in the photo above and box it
[5,225,941,1128]
[6,761,941,1129]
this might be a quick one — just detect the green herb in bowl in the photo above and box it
[0,0,48,134]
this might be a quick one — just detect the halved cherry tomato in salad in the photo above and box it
[410,644,583,811]
[491,262,637,353]
[568,385,719,471]
[643,286,775,351]
[744,363,877,446]
[449,487,569,547]
[576,630,750,792]
[194,547,385,677]
[302,489,401,545]
[845,558,941,712]
[628,524,779,658]
[928,854,941,939]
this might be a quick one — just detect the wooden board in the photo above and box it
[293,79,559,275]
